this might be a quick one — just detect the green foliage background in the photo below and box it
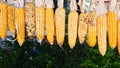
[0,36,120,68]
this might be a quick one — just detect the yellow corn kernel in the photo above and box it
[87,11,96,47]
[8,5,15,37]
[78,13,87,44]
[0,2,7,39]
[97,15,107,56]
[107,11,117,49]
[15,8,25,46]
[35,7,45,43]
[55,8,65,46]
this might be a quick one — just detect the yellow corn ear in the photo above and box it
[15,8,25,46]
[55,8,65,46]
[117,20,120,55]
[45,8,54,45]
[35,7,45,43]
[78,13,87,44]
[87,12,96,47]
[68,11,78,49]
[8,5,15,37]
[97,15,107,56]
[0,2,7,39]
[25,3,35,39]
[107,11,117,49]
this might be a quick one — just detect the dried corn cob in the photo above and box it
[78,13,87,44]
[97,15,107,56]
[0,1,7,39]
[117,20,120,54]
[78,0,87,44]
[55,0,65,46]
[15,0,25,46]
[35,0,45,43]
[7,0,15,37]
[68,0,78,49]
[45,0,54,45]
[107,0,117,49]
[97,0,107,56]
[25,1,35,39]
[88,11,96,47]
[116,1,120,55]
[87,0,96,47]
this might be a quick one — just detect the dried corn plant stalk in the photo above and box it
[25,0,35,39]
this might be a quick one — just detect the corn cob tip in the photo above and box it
[58,42,63,46]
[100,50,106,56]
[50,43,53,45]
[69,45,74,49]
[1,37,6,40]
[101,52,106,56]
[99,48,106,56]
[79,38,85,44]
[18,41,24,47]
[110,46,116,49]
[90,45,95,48]
[38,40,42,44]
[118,52,120,55]
[11,32,15,38]
[29,36,33,40]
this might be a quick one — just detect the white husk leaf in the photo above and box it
[117,1,120,19]
[45,0,54,8]
[90,0,95,11]
[7,0,14,5]
[70,0,77,11]
[26,0,34,2]
[35,0,44,7]
[58,0,64,8]
[109,0,117,11]
[18,0,24,8]
[98,0,105,15]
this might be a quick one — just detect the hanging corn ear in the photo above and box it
[45,0,54,45]
[78,0,87,44]
[68,0,78,49]
[116,2,120,55]
[35,0,45,43]
[87,0,96,47]
[117,20,120,54]
[15,0,25,46]
[97,0,107,56]
[7,0,15,37]
[78,13,87,44]
[0,1,8,39]
[55,0,65,46]
[25,0,35,39]
[107,0,117,49]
